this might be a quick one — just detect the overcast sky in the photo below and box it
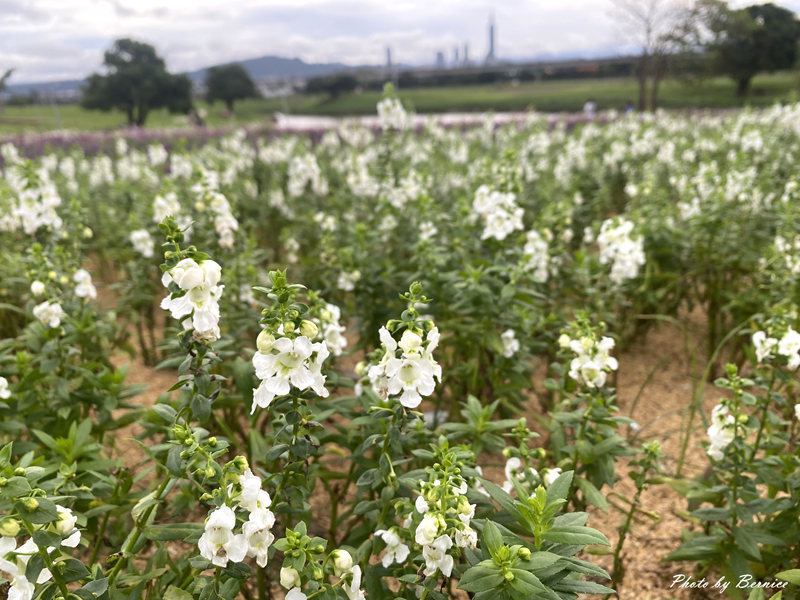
[3,0,799,83]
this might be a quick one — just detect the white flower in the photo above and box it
[32,301,65,328]
[523,230,550,283]
[242,509,275,568]
[197,505,247,567]
[422,535,454,577]
[285,589,307,600]
[419,221,438,241]
[706,404,736,461]
[129,229,155,258]
[237,469,272,513]
[375,529,410,568]
[281,567,302,589]
[0,377,10,400]
[377,97,410,130]
[502,457,539,493]
[369,326,441,409]
[0,538,52,600]
[501,329,520,358]
[321,303,348,356]
[153,192,181,223]
[345,565,366,600]
[332,549,354,577]
[415,495,429,514]
[337,270,361,292]
[54,505,81,548]
[543,467,562,487]
[597,217,645,284]
[794,403,800,421]
[161,258,224,341]
[415,514,440,546]
[752,331,778,363]
[566,334,617,389]
[455,527,478,549]
[73,269,97,299]
[777,328,800,369]
[30,281,45,297]
[251,336,330,413]
[472,185,523,241]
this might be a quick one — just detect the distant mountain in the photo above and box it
[185,54,356,84]
[6,78,85,97]
[5,55,358,98]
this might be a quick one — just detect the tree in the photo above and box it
[305,73,359,99]
[611,0,689,111]
[205,63,259,112]
[82,38,193,127]
[0,69,13,113]
[0,68,13,94]
[699,1,800,96]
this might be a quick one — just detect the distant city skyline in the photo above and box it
[2,0,799,84]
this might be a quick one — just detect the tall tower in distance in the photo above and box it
[486,13,496,64]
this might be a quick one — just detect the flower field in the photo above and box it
[1,94,799,600]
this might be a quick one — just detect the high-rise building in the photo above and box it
[463,42,470,65]
[453,46,460,66]
[386,47,393,71]
[435,51,446,68]
[486,14,496,64]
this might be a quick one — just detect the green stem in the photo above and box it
[107,476,175,588]
[22,520,71,599]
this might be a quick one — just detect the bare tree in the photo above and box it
[610,0,689,111]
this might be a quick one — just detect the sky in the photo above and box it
[2,0,799,84]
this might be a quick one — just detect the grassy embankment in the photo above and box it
[0,71,797,134]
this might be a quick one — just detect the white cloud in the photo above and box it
[2,0,798,83]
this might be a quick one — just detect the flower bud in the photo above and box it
[47,270,57,280]
[504,570,515,581]
[22,498,39,511]
[283,321,296,334]
[83,227,93,239]
[207,436,217,447]
[256,329,275,353]
[0,518,20,537]
[280,567,301,589]
[517,547,531,560]
[30,281,45,296]
[299,320,319,339]
[332,549,354,576]
[14,467,25,476]
[557,333,571,348]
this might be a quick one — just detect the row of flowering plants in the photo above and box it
[0,217,618,599]
[1,93,800,597]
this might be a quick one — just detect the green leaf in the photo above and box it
[776,570,800,585]
[545,470,574,504]
[143,522,203,542]
[576,477,608,511]
[552,579,616,595]
[60,558,91,583]
[164,586,195,600]
[481,521,504,559]
[542,525,609,546]
[459,564,505,593]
